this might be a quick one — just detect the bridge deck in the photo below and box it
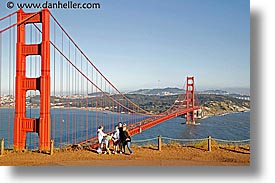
[129,106,201,136]
[79,106,201,148]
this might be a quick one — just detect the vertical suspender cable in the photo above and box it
[128,100,130,124]
[74,46,77,144]
[95,72,98,130]
[53,21,56,142]
[72,46,75,144]
[73,46,76,143]
[80,53,84,142]
[85,55,88,141]
[106,81,110,131]
[8,16,12,148]
[77,52,78,143]
[77,47,79,143]
[72,43,75,144]
[59,30,63,148]
[91,66,94,136]
[12,25,15,148]
[101,77,104,128]
[104,80,106,129]
[100,75,103,128]
[110,84,114,131]
[67,40,70,145]
[0,33,2,136]
[86,57,89,139]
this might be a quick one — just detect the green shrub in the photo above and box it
[189,139,218,149]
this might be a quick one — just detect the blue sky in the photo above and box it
[0,0,250,91]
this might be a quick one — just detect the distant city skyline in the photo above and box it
[0,0,250,93]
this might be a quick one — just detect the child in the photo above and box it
[112,125,120,154]
[101,134,112,154]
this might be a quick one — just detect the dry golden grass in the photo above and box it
[0,143,250,166]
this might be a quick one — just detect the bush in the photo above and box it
[167,140,181,146]
[189,139,218,150]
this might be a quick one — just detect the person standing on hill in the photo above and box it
[112,125,120,154]
[97,125,107,154]
[117,122,124,153]
[121,124,133,155]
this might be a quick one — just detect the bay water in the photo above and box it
[0,108,250,148]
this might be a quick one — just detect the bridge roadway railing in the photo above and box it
[129,106,201,136]
[78,106,201,148]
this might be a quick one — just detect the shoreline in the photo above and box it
[201,108,250,119]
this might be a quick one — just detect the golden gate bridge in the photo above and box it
[0,8,201,151]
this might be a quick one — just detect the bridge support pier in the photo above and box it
[186,111,195,125]
[186,121,196,125]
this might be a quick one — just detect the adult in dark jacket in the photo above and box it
[121,125,133,155]
[117,122,124,153]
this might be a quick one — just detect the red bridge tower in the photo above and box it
[185,76,195,124]
[14,9,51,150]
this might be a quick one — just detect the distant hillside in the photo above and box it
[198,90,229,95]
[199,90,250,101]
[222,88,250,96]
[128,87,183,96]
[199,89,250,96]
[26,93,250,115]
[128,88,250,100]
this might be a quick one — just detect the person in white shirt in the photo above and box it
[97,125,107,154]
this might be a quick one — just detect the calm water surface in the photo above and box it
[0,108,250,148]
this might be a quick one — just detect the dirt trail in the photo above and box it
[0,145,250,166]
